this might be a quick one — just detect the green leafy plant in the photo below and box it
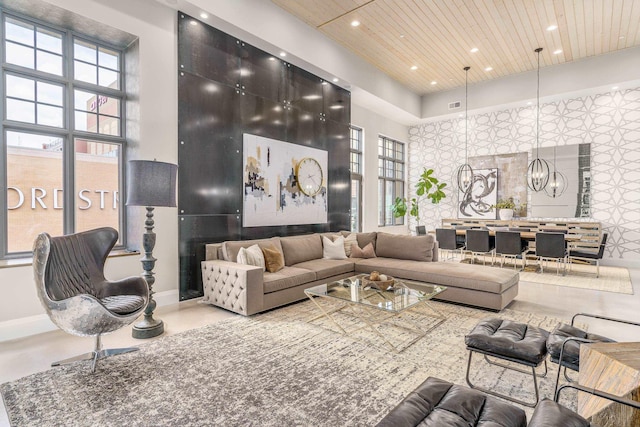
[391,169,447,224]
[493,197,516,210]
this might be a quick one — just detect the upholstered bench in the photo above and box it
[375,376,527,427]
[465,318,550,407]
[376,377,606,427]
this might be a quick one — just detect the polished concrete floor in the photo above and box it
[1,265,639,426]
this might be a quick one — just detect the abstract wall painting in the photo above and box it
[243,133,328,227]
[458,168,498,219]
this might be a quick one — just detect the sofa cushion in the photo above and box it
[263,267,316,294]
[280,234,323,266]
[356,232,377,250]
[354,258,518,294]
[292,259,355,280]
[237,244,266,271]
[223,237,283,263]
[375,232,435,262]
[262,245,285,273]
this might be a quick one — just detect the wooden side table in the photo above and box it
[578,342,640,426]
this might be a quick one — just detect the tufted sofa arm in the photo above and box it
[201,260,264,315]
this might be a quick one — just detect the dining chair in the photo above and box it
[435,228,464,261]
[535,232,568,275]
[494,231,529,270]
[465,229,495,265]
[568,233,608,278]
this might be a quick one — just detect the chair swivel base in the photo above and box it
[52,347,139,372]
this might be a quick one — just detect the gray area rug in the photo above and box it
[1,300,576,426]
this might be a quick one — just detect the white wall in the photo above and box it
[351,104,409,234]
[0,0,178,338]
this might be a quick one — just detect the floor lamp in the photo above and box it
[126,159,178,339]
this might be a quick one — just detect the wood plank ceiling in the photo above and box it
[271,0,640,94]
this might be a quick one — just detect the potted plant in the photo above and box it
[493,198,516,220]
[391,168,447,229]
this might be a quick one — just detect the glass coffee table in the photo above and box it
[304,274,447,352]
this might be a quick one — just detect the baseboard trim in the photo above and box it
[0,289,179,342]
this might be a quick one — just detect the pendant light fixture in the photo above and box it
[527,47,550,192]
[544,145,567,198]
[456,66,473,193]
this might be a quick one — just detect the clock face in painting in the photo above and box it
[296,157,323,196]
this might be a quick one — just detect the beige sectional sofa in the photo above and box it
[201,231,519,316]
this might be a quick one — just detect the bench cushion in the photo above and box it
[292,259,355,281]
[376,377,526,427]
[263,267,316,294]
[465,318,550,365]
[355,258,518,294]
[529,399,592,427]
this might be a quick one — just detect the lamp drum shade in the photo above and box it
[126,160,178,207]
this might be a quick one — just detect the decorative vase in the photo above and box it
[499,209,514,220]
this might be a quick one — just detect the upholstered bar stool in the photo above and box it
[465,318,549,407]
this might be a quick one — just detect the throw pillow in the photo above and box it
[262,245,285,273]
[237,244,266,271]
[350,242,376,259]
[340,233,358,257]
[322,235,347,260]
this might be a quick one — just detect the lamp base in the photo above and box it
[132,318,164,339]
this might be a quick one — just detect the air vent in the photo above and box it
[448,101,461,110]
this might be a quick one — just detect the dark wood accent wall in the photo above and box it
[177,13,351,300]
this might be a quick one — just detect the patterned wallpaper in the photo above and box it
[408,87,640,260]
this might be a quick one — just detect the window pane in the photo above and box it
[395,143,404,160]
[37,104,63,127]
[385,180,393,226]
[394,181,404,225]
[74,61,97,84]
[385,140,393,157]
[75,111,97,132]
[5,17,34,46]
[6,75,35,101]
[7,131,63,252]
[37,81,63,106]
[5,42,34,68]
[98,116,120,136]
[74,39,96,63]
[74,90,94,111]
[378,179,385,226]
[75,140,120,237]
[37,50,63,75]
[385,160,393,178]
[378,138,384,156]
[98,47,119,70]
[378,158,384,176]
[6,98,35,123]
[36,28,62,54]
[98,68,119,89]
[98,96,120,117]
[351,178,360,232]
[395,162,403,180]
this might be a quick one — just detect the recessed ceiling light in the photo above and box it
[430,81,437,85]
[546,25,558,31]
[612,86,619,90]
[279,52,286,57]
[351,20,360,27]
[410,65,418,70]
[458,114,463,117]
[527,101,532,105]
[200,12,208,19]
[484,66,493,72]
[189,20,198,26]
[399,34,405,38]
[619,36,625,39]
[332,78,339,82]
[268,57,276,61]
[470,47,479,53]
[553,49,563,54]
